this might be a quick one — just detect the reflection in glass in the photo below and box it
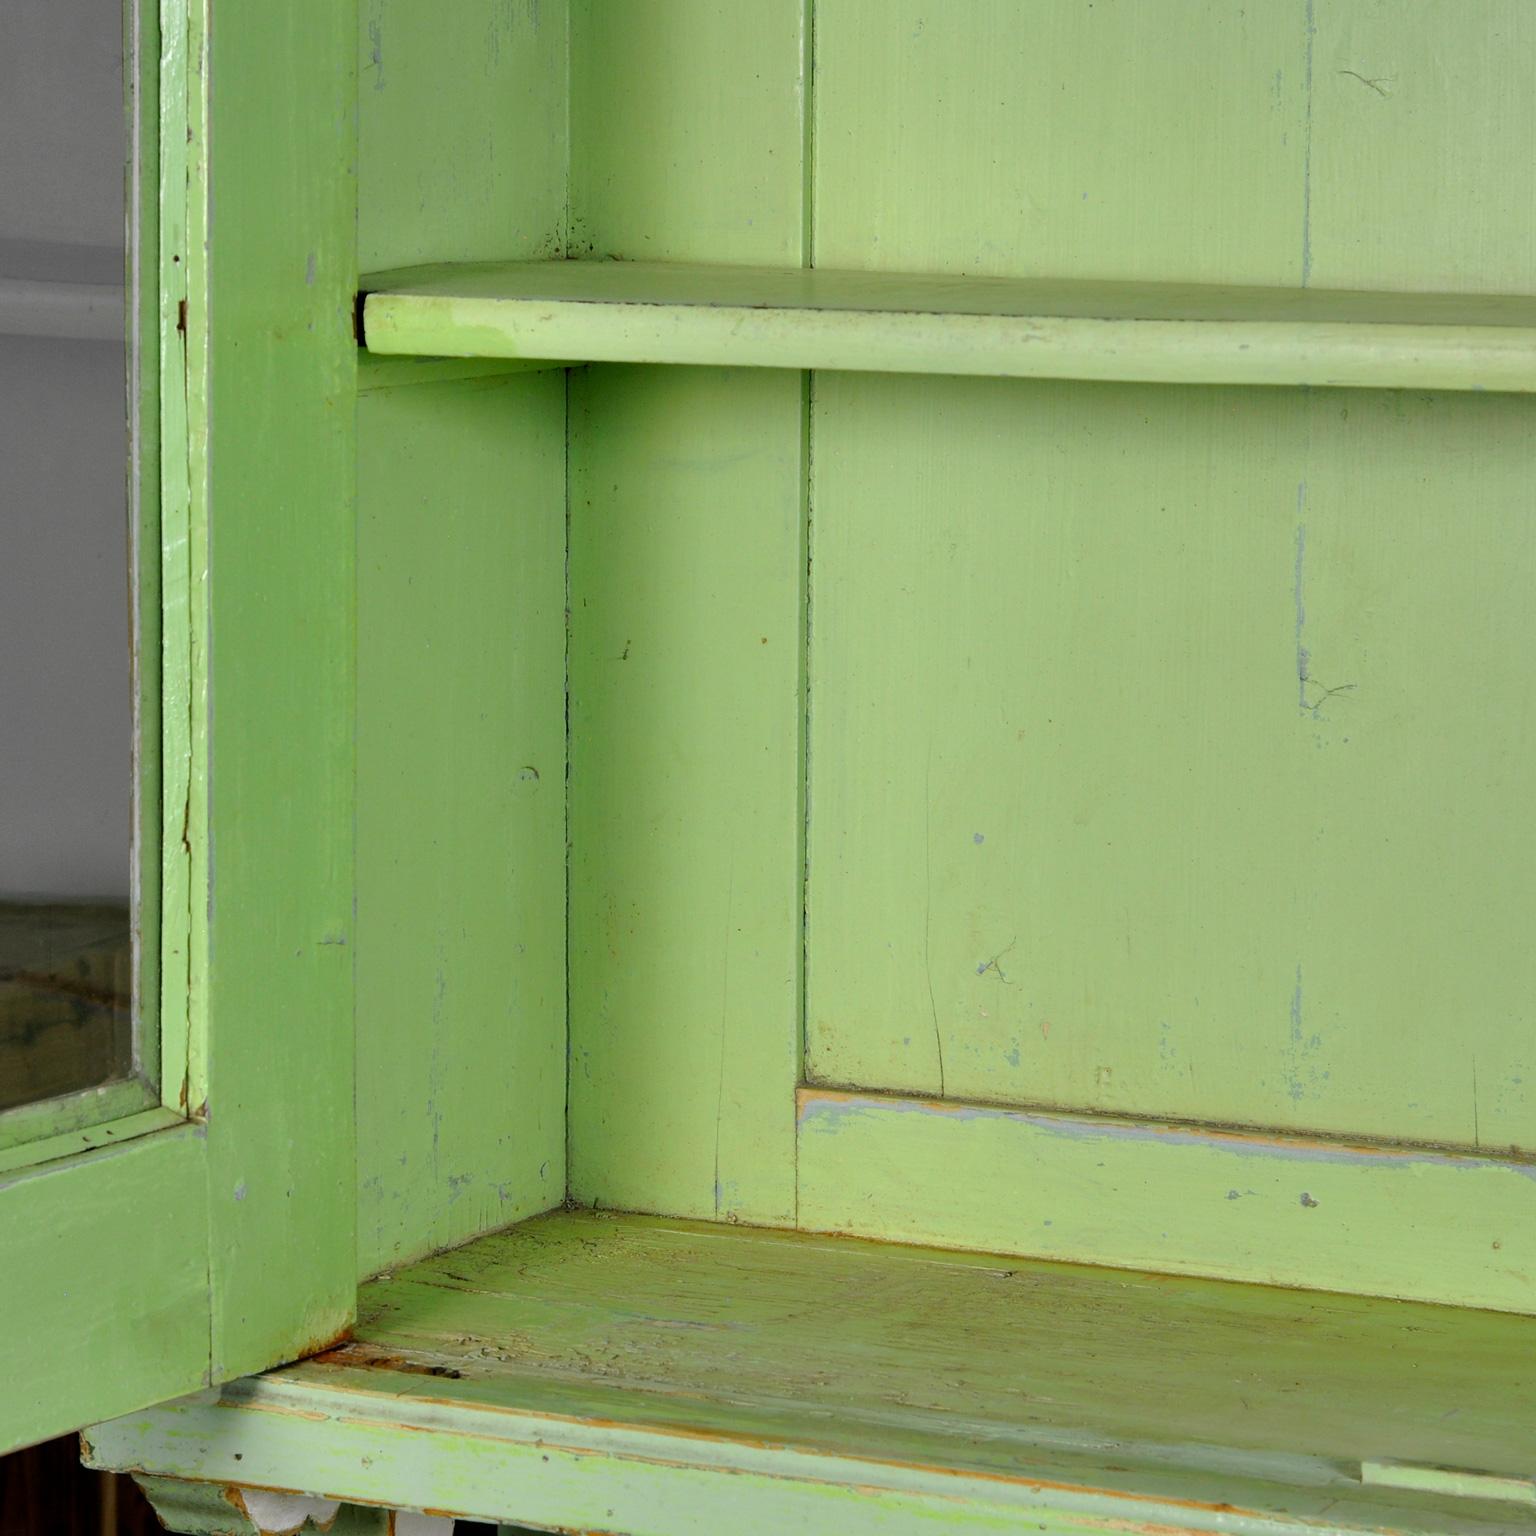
[0,0,134,1112]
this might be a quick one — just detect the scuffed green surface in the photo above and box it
[813,0,1536,294]
[356,376,567,1278]
[351,0,572,1284]
[4,0,359,1452]
[194,0,358,1379]
[564,0,807,1224]
[0,1128,208,1453]
[86,1211,1536,1535]
[797,1089,1536,1313]
[567,367,804,1223]
[569,0,807,265]
[806,375,1536,1159]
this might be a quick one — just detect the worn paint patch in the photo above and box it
[797,1089,1536,1177]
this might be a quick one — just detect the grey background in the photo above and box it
[0,0,131,898]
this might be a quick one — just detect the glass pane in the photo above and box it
[0,0,136,1113]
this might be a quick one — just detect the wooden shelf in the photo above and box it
[86,1210,1536,1534]
[361,261,1536,393]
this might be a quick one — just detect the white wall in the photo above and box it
[0,0,130,899]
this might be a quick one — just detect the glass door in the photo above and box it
[0,0,153,1140]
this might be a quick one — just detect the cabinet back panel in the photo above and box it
[814,0,1536,293]
[805,0,1536,1166]
[805,372,1536,1154]
[567,366,805,1224]
[564,0,809,1223]
[358,0,567,272]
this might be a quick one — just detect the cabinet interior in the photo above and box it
[350,0,1536,1294]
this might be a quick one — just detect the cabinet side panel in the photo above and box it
[566,0,808,1221]
[357,376,567,1277]
[353,0,570,1275]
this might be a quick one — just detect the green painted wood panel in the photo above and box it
[358,0,566,274]
[795,0,1536,1297]
[86,1212,1536,1535]
[352,0,570,1278]
[567,366,804,1223]
[565,0,808,1223]
[6,0,359,1452]
[0,1128,208,1452]
[797,1090,1536,1313]
[569,0,808,265]
[806,374,1536,1155]
[356,376,567,1277]
[813,0,1308,284]
[85,1383,1529,1536]
[1307,3,1536,293]
[813,2,1536,295]
[194,0,359,1378]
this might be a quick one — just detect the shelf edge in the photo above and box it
[364,291,1536,392]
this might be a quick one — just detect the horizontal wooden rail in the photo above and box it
[796,1088,1536,1313]
[362,260,1536,392]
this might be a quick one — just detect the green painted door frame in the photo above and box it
[0,0,358,1454]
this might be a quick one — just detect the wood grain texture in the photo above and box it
[797,1089,1536,1313]
[564,0,808,1224]
[567,366,804,1223]
[364,262,1536,392]
[806,374,1536,1159]
[154,0,192,1111]
[85,1211,1536,1535]
[356,376,567,1278]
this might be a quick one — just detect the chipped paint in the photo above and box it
[796,1088,1536,1176]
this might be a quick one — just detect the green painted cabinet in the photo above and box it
[8,2,1536,1532]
